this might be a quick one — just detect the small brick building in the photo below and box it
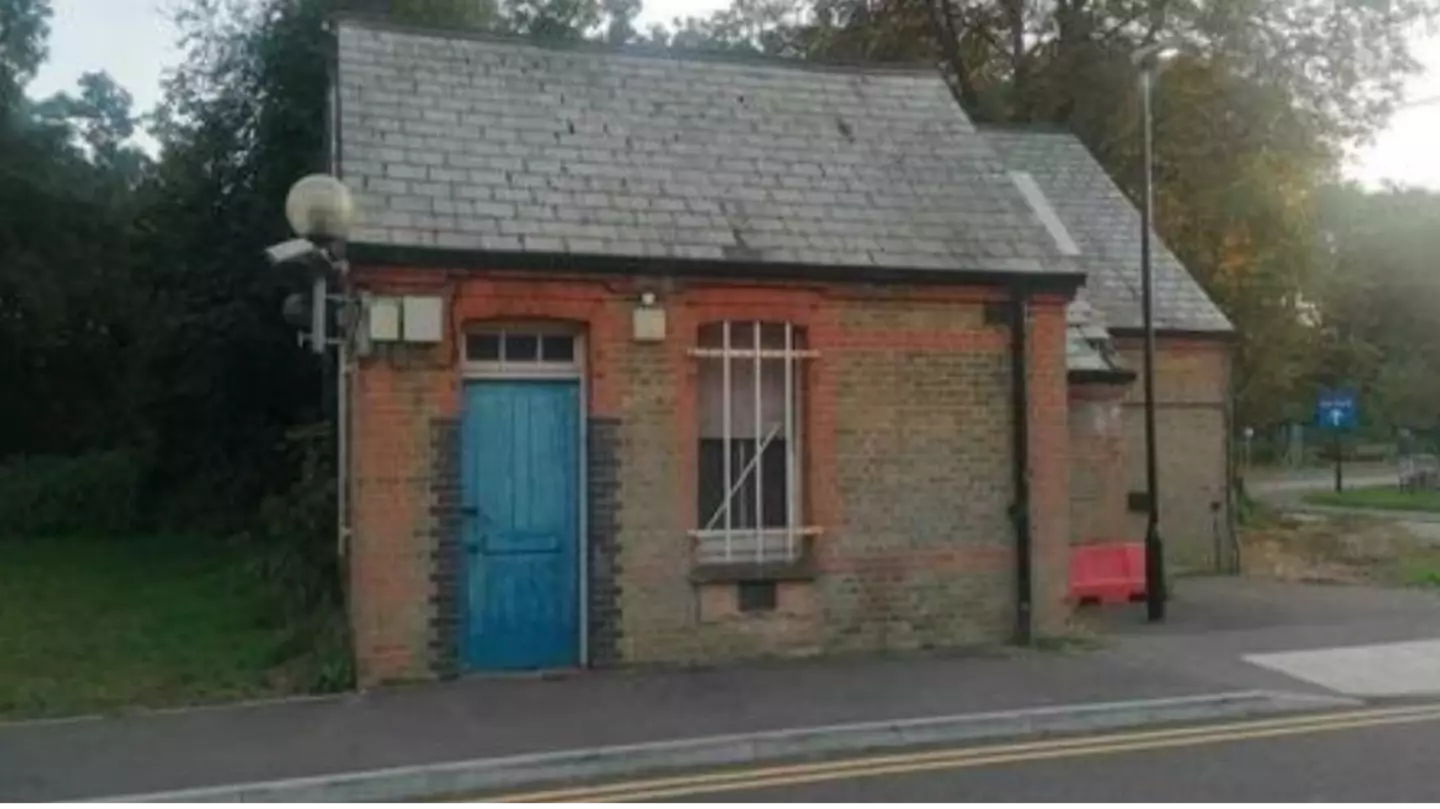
[982,130,1236,570]
[332,17,1232,684]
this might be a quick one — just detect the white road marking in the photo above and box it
[1246,639,1440,696]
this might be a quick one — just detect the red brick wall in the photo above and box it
[350,339,455,683]
[1028,301,1071,636]
[1115,337,1232,571]
[348,268,1073,683]
[1068,382,1130,545]
[616,285,830,662]
[350,271,633,683]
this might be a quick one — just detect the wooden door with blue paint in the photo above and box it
[460,380,580,670]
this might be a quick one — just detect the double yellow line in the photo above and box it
[484,703,1440,802]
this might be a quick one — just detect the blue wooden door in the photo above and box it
[461,380,580,670]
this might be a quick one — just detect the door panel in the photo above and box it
[461,380,580,670]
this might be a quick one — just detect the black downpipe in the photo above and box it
[1009,290,1033,646]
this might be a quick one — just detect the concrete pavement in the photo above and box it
[5,575,1440,801]
[538,703,1440,802]
[1095,577,1440,698]
[91,691,1353,803]
[0,644,1315,801]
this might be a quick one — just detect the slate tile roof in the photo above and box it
[981,128,1232,334]
[334,18,1077,278]
[1066,297,1130,377]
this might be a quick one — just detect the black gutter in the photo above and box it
[1109,326,1236,342]
[1222,351,1240,573]
[325,21,342,178]
[1008,286,1033,646]
[1068,368,1137,385]
[347,243,1085,297]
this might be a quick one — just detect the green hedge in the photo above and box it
[0,451,145,537]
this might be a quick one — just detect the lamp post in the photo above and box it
[1132,43,1178,622]
[282,174,357,562]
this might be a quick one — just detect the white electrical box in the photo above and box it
[633,307,666,342]
[367,296,401,342]
[402,296,444,343]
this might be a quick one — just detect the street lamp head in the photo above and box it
[1131,42,1183,70]
[285,173,355,243]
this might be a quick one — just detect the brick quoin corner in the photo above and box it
[347,268,1073,685]
[1115,336,1233,571]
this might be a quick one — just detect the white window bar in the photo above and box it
[688,526,825,565]
[691,526,825,539]
[722,320,732,563]
[752,322,763,563]
[688,347,821,359]
[695,321,815,564]
[795,338,805,555]
[702,422,782,532]
[784,322,795,561]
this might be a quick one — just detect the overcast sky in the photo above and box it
[30,0,1440,189]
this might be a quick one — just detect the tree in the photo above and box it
[502,0,602,40]
[0,2,152,461]
[34,71,149,182]
[336,0,499,25]
[1169,0,1431,147]
[338,0,641,43]
[658,0,812,54]
[656,0,1439,427]
[1311,184,1440,432]
[124,0,626,518]
[132,0,334,513]
[0,0,657,589]
[601,0,640,44]
[0,0,50,112]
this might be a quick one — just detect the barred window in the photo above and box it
[690,321,818,564]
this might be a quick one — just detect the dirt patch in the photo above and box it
[1241,512,1440,587]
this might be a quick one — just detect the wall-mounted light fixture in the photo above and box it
[269,173,356,564]
[633,290,666,342]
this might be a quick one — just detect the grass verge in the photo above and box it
[1303,486,1440,513]
[1241,511,1440,589]
[0,535,343,720]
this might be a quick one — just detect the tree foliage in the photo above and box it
[0,0,150,459]
[0,0,49,110]
[0,0,649,531]
[1312,185,1440,431]
[650,0,1437,428]
[340,0,499,25]
[2,0,1439,549]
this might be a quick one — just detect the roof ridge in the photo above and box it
[976,122,1079,136]
[332,12,945,78]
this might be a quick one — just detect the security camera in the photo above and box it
[265,237,321,266]
[282,292,312,328]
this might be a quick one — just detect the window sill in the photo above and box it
[688,528,821,574]
[689,557,817,584]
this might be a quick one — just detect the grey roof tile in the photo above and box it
[335,19,1077,278]
[982,127,1232,333]
[1066,297,1130,375]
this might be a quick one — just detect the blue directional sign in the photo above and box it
[1315,388,1358,430]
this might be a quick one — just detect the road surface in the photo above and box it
[482,703,1440,802]
[1245,464,1440,542]
[1245,464,1396,496]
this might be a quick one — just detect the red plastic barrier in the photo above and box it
[1069,542,1147,605]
